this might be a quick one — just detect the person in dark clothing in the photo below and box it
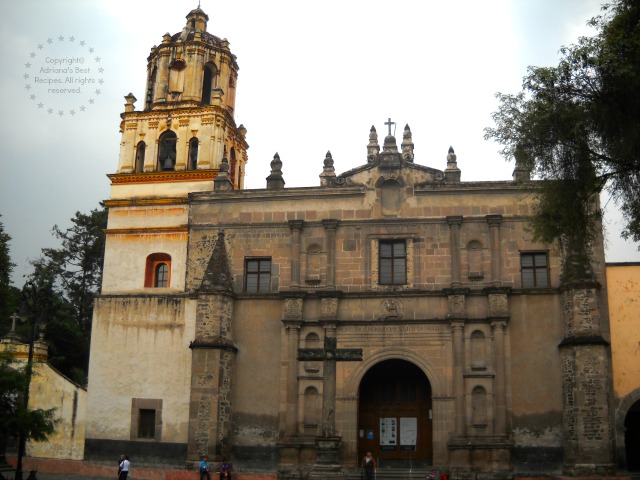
[361,451,376,480]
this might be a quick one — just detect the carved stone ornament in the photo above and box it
[379,298,403,320]
[284,298,303,320]
[448,295,466,316]
[488,293,509,317]
[320,297,339,321]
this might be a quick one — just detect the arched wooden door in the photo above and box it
[626,400,640,471]
[357,359,432,466]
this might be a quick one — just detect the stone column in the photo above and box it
[491,319,507,435]
[451,319,466,436]
[284,319,301,436]
[558,242,614,475]
[447,290,467,437]
[187,293,236,461]
[486,215,502,286]
[321,324,338,437]
[560,284,614,476]
[155,47,171,104]
[487,288,511,438]
[289,220,304,288]
[447,216,463,287]
[322,220,339,288]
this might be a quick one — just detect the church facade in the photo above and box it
[85,9,617,478]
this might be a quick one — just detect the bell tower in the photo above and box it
[109,7,248,196]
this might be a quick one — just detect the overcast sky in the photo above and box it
[1,0,638,287]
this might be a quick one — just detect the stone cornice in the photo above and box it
[108,170,218,185]
[104,198,190,207]
[105,226,188,235]
[189,186,367,204]
[414,181,540,195]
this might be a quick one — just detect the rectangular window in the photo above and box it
[138,409,156,439]
[379,241,406,285]
[245,258,271,293]
[520,252,549,288]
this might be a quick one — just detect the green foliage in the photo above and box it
[29,207,107,386]
[0,215,20,335]
[0,354,58,442]
[31,207,107,335]
[485,0,640,247]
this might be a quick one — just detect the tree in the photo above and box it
[484,0,640,251]
[30,207,107,385]
[0,214,20,336]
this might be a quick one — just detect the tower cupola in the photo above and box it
[110,8,248,194]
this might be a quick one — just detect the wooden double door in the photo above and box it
[357,359,432,465]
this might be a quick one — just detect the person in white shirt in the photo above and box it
[119,455,130,480]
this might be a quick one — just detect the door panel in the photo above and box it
[357,360,432,464]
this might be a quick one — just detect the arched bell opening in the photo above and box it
[357,359,432,468]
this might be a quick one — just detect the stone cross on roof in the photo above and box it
[384,117,395,136]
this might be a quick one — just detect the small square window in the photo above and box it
[138,409,156,439]
[245,258,271,293]
[520,252,549,288]
[379,240,407,285]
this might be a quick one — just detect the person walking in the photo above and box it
[361,451,376,480]
[117,454,125,477]
[118,455,130,480]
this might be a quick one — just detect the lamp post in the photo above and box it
[14,281,48,480]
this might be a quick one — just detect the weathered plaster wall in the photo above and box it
[28,363,87,459]
[0,339,86,460]
[607,264,640,399]
[85,296,195,443]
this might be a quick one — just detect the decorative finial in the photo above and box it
[445,146,461,183]
[401,124,414,162]
[266,152,285,189]
[324,151,334,169]
[320,151,336,186]
[214,156,233,191]
[367,125,380,163]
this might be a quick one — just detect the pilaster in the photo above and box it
[486,215,502,286]
[322,220,339,288]
[289,220,304,288]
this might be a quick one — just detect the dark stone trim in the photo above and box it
[280,291,307,299]
[189,340,238,352]
[84,438,187,466]
[512,446,563,473]
[448,436,512,449]
[558,335,610,348]
[560,280,601,291]
[482,287,513,295]
[442,288,471,296]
